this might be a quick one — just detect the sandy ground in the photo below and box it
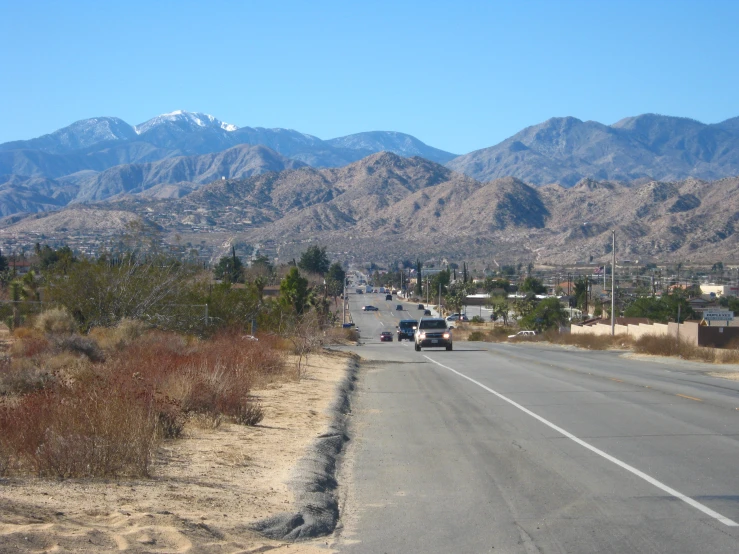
[708,371,739,380]
[0,352,349,553]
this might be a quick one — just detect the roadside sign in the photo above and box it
[703,311,734,322]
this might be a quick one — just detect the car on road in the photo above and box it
[385,294,393,300]
[395,304,403,310]
[508,330,537,339]
[396,319,418,341]
[446,313,461,322]
[362,305,379,311]
[418,304,425,310]
[380,331,393,342]
[458,314,469,322]
[414,317,453,351]
[423,309,431,315]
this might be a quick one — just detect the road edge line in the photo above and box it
[423,354,738,527]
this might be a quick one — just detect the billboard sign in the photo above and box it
[703,311,734,322]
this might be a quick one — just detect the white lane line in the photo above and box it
[423,355,739,527]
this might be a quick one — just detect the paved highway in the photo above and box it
[333,291,739,553]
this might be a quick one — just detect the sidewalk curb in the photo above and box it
[250,353,359,541]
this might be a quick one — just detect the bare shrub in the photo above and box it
[10,329,51,358]
[188,412,223,430]
[544,331,629,350]
[233,400,264,426]
[323,326,359,344]
[90,318,150,352]
[634,334,718,362]
[55,335,105,363]
[34,308,76,335]
[0,386,159,478]
[468,331,486,341]
[0,359,53,395]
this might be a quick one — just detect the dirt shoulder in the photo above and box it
[0,351,350,553]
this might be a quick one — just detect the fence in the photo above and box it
[570,320,739,347]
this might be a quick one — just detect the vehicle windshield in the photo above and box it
[419,320,447,330]
[399,320,417,329]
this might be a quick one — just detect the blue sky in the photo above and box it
[1,0,738,153]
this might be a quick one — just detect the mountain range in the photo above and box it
[4,152,737,265]
[2,111,739,219]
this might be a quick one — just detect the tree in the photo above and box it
[573,278,589,309]
[298,245,330,276]
[214,254,244,283]
[279,267,310,315]
[325,262,346,299]
[624,294,695,323]
[492,298,510,326]
[462,263,468,284]
[520,298,568,332]
[0,248,8,273]
[520,276,546,294]
[445,282,468,313]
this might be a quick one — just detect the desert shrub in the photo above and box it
[10,329,51,358]
[0,385,159,478]
[323,326,359,344]
[233,400,264,426]
[55,335,105,363]
[633,334,716,362]
[543,331,628,350]
[0,359,53,395]
[471,316,485,324]
[89,318,150,352]
[468,331,486,341]
[34,308,76,335]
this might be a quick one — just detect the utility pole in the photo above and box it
[438,281,442,315]
[611,230,616,336]
[342,277,347,324]
[426,276,430,305]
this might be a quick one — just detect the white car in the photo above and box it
[508,330,537,339]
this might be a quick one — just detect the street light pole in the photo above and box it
[342,277,347,325]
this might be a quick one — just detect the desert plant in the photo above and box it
[471,315,485,324]
[55,335,105,363]
[34,308,76,335]
[468,331,486,341]
[233,400,264,426]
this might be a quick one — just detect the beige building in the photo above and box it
[700,285,739,298]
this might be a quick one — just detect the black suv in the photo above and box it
[414,317,452,351]
[397,319,418,341]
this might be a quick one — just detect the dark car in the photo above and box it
[397,319,418,341]
[395,304,403,310]
[380,331,393,342]
[362,305,379,311]
[385,294,393,301]
[423,309,431,315]
[418,304,425,310]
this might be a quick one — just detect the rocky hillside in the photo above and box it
[5,153,737,265]
[448,114,739,186]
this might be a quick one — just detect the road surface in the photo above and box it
[333,292,739,553]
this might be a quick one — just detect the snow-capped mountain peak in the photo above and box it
[134,110,238,134]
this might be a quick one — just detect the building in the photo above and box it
[700,284,739,298]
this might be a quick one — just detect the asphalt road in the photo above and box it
[333,292,739,553]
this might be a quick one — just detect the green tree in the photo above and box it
[520,297,568,331]
[520,276,546,294]
[624,294,695,323]
[0,248,8,273]
[492,298,510,325]
[325,262,346,298]
[214,253,244,283]
[279,267,310,315]
[298,245,330,276]
[573,277,589,309]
